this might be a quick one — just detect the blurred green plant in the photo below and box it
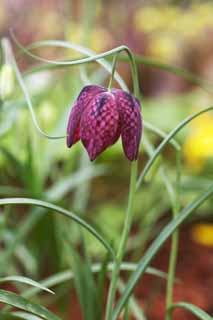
[0,11,212,320]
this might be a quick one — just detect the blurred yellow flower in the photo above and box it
[0,64,15,101]
[172,9,209,39]
[90,28,112,52]
[134,7,165,33]
[134,6,180,33]
[193,3,213,28]
[134,3,213,42]
[191,224,213,247]
[66,23,111,55]
[149,34,178,61]
[183,114,213,170]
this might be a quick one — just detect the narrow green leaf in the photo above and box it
[97,252,111,319]
[0,276,54,295]
[117,279,146,320]
[113,184,213,319]
[118,54,213,93]
[123,303,129,320]
[0,290,61,320]
[137,106,213,189]
[169,302,212,320]
[22,263,167,299]
[18,39,212,93]
[13,312,43,320]
[143,120,180,151]
[0,198,115,259]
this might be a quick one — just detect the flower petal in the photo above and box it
[66,85,106,147]
[80,92,120,160]
[112,89,142,161]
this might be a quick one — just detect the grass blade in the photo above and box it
[143,120,180,151]
[0,198,115,258]
[113,184,213,319]
[18,40,212,93]
[118,54,213,93]
[0,290,61,320]
[169,302,212,320]
[0,276,54,295]
[137,106,213,189]
[22,263,167,299]
[12,312,43,320]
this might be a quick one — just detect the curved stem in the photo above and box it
[105,161,138,320]
[1,38,66,140]
[10,33,142,140]
[13,34,140,97]
[108,52,119,90]
[105,45,140,320]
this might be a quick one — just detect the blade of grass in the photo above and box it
[118,54,213,93]
[12,311,44,320]
[117,279,146,320]
[0,276,54,295]
[0,198,115,258]
[0,167,106,273]
[22,263,168,300]
[0,290,61,320]
[137,106,213,190]
[143,120,180,151]
[18,43,212,93]
[112,184,213,319]
[169,302,212,320]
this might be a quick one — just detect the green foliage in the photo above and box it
[0,290,61,320]
[0,17,212,320]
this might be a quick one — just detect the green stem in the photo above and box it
[166,151,181,320]
[1,38,66,140]
[108,52,119,90]
[105,46,140,319]
[105,161,138,320]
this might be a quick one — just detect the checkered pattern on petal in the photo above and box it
[112,89,142,161]
[80,92,120,160]
[66,85,106,147]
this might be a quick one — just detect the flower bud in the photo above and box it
[0,64,15,101]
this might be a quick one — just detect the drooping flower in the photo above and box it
[66,85,142,161]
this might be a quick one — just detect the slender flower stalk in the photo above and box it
[108,52,119,90]
[105,161,138,320]
[105,49,140,320]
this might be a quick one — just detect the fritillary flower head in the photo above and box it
[66,85,142,161]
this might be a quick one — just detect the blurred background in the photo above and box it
[0,1,213,319]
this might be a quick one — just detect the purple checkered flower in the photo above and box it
[66,85,142,161]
